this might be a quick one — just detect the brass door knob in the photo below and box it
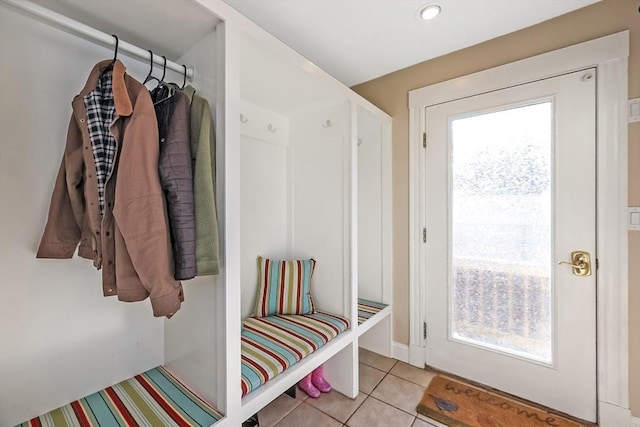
[558,251,592,276]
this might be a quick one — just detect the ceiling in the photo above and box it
[223,0,599,87]
[10,0,598,87]
[22,0,220,62]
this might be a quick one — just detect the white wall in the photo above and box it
[237,100,351,320]
[0,6,193,425]
[163,30,223,410]
[357,107,384,302]
[291,102,351,317]
[239,102,291,319]
[237,29,354,321]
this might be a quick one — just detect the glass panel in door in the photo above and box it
[450,102,553,363]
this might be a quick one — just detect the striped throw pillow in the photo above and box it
[253,256,316,317]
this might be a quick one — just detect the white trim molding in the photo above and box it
[408,104,427,369]
[599,402,632,427]
[392,341,410,363]
[408,31,630,426]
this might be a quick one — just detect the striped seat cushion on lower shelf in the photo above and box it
[241,311,350,396]
[357,298,388,325]
[18,366,222,427]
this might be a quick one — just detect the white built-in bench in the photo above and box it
[240,311,350,396]
[17,367,223,427]
[357,298,389,326]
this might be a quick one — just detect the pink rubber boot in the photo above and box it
[298,373,321,398]
[311,365,332,393]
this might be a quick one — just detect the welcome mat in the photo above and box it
[416,375,585,427]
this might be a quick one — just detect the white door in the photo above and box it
[424,69,596,421]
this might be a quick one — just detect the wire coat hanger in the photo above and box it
[144,50,155,84]
[160,56,167,82]
[181,65,187,89]
[101,34,118,76]
[152,56,175,106]
[112,35,118,63]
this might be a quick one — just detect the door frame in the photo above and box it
[408,31,630,425]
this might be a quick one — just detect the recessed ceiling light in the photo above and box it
[420,4,441,20]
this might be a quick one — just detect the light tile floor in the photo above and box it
[257,349,441,427]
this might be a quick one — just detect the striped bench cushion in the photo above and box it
[18,366,222,427]
[357,298,388,325]
[241,311,350,396]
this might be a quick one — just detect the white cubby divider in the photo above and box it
[0,0,392,425]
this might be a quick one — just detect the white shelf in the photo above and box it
[357,305,393,337]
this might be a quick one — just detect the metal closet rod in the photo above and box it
[3,0,195,81]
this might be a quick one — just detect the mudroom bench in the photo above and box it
[17,366,223,427]
[239,311,352,420]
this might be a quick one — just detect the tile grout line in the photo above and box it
[308,392,367,426]
[269,397,304,427]
[337,391,370,427]
[343,358,398,426]
[278,355,422,426]
[367,363,431,420]
[358,395,419,427]
[268,356,388,426]
[353,357,440,426]
[390,361,438,388]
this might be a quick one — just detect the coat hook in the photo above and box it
[240,114,248,123]
[321,119,332,128]
[267,124,277,132]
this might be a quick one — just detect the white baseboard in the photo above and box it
[631,415,640,426]
[409,343,426,368]
[598,401,631,427]
[392,341,409,363]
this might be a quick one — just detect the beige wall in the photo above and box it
[352,0,640,416]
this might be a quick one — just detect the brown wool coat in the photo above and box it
[37,59,183,317]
